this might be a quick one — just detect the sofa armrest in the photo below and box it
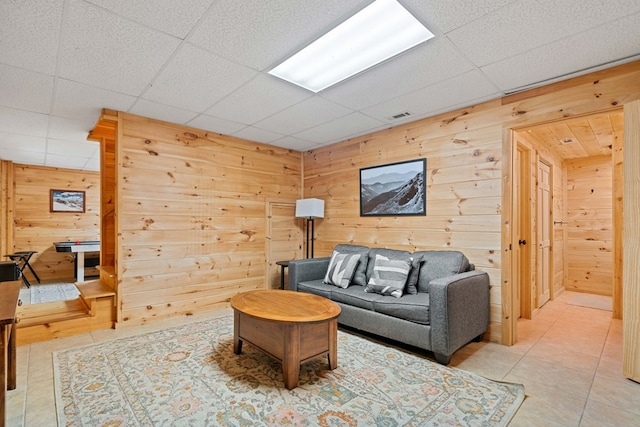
[287,257,331,291]
[428,270,490,359]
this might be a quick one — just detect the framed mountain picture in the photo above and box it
[360,158,426,216]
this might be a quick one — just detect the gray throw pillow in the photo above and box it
[364,254,411,298]
[323,251,361,288]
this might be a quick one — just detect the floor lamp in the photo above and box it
[295,198,324,258]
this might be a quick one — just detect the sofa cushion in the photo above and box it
[333,244,370,286]
[297,280,333,299]
[413,250,470,293]
[364,254,412,298]
[331,286,382,310]
[405,254,424,295]
[365,248,413,283]
[373,293,431,325]
[323,251,361,288]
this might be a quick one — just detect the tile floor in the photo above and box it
[5,291,640,426]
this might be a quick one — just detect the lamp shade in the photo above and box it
[295,198,324,218]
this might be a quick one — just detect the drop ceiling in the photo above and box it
[1,0,639,171]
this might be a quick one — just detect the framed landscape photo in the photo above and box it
[50,189,86,213]
[360,158,426,216]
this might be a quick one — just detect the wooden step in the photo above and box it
[75,279,116,316]
[76,279,115,299]
[17,299,89,328]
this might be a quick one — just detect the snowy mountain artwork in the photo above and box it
[360,159,426,216]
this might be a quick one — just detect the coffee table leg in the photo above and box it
[233,311,243,354]
[283,323,300,390]
[328,318,338,370]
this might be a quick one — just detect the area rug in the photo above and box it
[30,283,79,304]
[568,293,612,311]
[53,316,525,426]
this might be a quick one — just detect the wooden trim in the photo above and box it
[623,99,640,381]
[501,129,515,345]
[612,119,624,319]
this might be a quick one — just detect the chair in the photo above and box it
[3,251,40,288]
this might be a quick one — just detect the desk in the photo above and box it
[3,252,39,288]
[1,280,20,426]
[54,241,100,282]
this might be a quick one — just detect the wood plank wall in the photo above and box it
[303,61,640,344]
[565,155,613,295]
[12,164,100,281]
[116,113,302,325]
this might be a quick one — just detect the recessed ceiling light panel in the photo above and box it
[269,0,434,93]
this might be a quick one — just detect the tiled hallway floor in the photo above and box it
[6,291,640,426]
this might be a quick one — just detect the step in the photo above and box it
[75,279,116,316]
[17,298,89,328]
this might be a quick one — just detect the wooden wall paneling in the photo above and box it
[113,113,302,325]
[12,164,100,282]
[0,160,14,256]
[303,61,640,345]
[612,118,624,319]
[623,99,640,382]
[265,200,303,290]
[565,155,613,295]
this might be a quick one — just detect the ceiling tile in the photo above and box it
[0,148,45,165]
[205,74,311,124]
[270,136,319,151]
[362,70,500,122]
[143,43,258,112]
[254,97,353,135]
[232,126,283,144]
[0,132,47,152]
[0,0,63,74]
[187,115,247,136]
[129,100,199,125]
[482,11,640,91]
[403,0,516,33]
[82,156,101,171]
[51,79,137,123]
[48,116,96,143]
[47,139,99,157]
[57,0,181,95]
[85,0,216,39]
[321,38,474,110]
[0,107,49,137]
[448,0,640,67]
[294,112,386,144]
[0,64,54,113]
[45,153,93,170]
[188,0,369,70]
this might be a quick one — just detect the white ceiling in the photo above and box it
[1,0,640,172]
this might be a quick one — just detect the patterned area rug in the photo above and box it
[30,283,80,304]
[53,316,524,426]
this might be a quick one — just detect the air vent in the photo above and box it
[389,111,412,120]
[560,138,575,144]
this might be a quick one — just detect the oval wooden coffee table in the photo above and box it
[230,289,341,389]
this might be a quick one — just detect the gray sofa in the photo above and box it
[288,244,490,364]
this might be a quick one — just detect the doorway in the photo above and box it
[510,109,623,327]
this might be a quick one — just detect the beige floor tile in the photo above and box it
[505,374,586,427]
[580,399,640,427]
[509,407,571,426]
[587,371,640,415]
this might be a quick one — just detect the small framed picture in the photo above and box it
[360,158,426,216]
[50,190,86,213]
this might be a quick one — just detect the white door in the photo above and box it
[537,160,551,307]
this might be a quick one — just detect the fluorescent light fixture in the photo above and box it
[269,0,434,92]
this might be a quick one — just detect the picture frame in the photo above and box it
[360,158,426,216]
[50,189,86,213]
